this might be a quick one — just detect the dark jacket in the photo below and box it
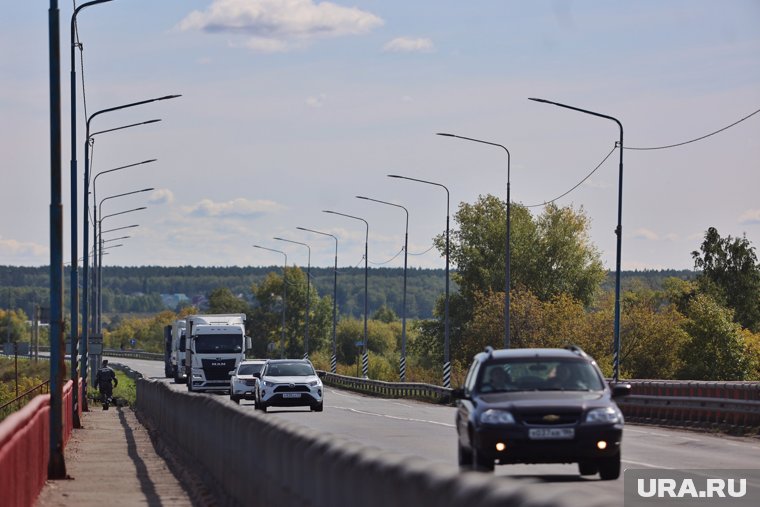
[95,366,118,391]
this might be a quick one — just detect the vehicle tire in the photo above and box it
[230,395,239,404]
[597,455,621,480]
[458,442,473,467]
[312,402,324,412]
[257,402,267,412]
[578,461,598,476]
[472,447,494,472]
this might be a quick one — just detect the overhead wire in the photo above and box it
[625,107,760,151]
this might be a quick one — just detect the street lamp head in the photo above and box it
[144,119,162,125]
[356,196,369,200]
[159,94,182,101]
[141,188,155,193]
[436,132,455,137]
[528,97,550,104]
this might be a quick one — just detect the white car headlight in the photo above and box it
[308,380,321,387]
[585,407,623,424]
[480,409,515,425]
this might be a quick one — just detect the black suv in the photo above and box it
[453,346,630,480]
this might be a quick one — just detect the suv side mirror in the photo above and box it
[253,372,261,379]
[229,370,236,377]
[451,388,468,400]
[610,383,631,398]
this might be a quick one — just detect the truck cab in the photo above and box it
[184,314,251,393]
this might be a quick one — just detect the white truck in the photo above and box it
[170,319,187,384]
[184,313,251,393]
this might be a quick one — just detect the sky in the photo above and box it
[1,0,759,272]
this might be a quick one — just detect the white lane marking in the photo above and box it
[625,427,700,441]
[623,459,670,469]
[331,405,455,428]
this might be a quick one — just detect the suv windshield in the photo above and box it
[478,359,604,393]
[194,334,243,353]
[265,362,315,377]
[237,363,263,376]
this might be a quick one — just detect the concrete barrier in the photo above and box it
[136,378,606,507]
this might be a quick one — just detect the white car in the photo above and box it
[229,359,266,404]
[255,359,323,412]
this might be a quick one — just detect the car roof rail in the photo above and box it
[564,343,589,358]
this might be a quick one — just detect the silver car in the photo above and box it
[255,359,323,412]
[229,359,266,404]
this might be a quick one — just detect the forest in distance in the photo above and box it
[1,264,695,320]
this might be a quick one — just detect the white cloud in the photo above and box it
[631,228,659,241]
[738,209,760,225]
[178,0,383,53]
[306,94,327,108]
[0,236,47,259]
[183,198,284,218]
[382,37,434,53]
[149,189,174,205]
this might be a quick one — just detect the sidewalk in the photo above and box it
[35,403,199,507]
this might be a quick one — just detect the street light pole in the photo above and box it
[253,245,288,358]
[388,175,452,388]
[48,0,66,478]
[356,196,410,382]
[95,188,153,331]
[529,97,624,382]
[323,210,370,378]
[68,0,113,431]
[437,132,512,349]
[298,227,339,373]
[274,237,311,360]
[81,94,179,391]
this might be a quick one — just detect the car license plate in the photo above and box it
[282,393,301,398]
[528,428,575,440]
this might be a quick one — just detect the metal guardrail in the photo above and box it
[319,371,452,403]
[617,380,760,431]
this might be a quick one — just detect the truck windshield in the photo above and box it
[195,334,243,354]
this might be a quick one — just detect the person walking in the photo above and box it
[94,359,118,409]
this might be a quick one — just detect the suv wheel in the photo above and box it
[257,402,267,412]
[457,442,473,467]
[472,447,494,472]
[597,455,621,480]
[230,395,239,404]
[578,461,598,476]
[312,402,324,412]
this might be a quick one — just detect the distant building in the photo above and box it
[160,293,190,310]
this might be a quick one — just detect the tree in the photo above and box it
[692,227,760,331]
[207,287,250,315]
[249,267,333,358]
[680,293,751,380]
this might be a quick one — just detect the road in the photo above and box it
[114,356,760,505]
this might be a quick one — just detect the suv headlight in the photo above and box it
[585,407,623,424]
[480,409,515,425]
[308,380,321,387]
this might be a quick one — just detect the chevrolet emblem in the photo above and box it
[543,414,561,422]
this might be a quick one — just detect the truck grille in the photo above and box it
[201,358,236,381]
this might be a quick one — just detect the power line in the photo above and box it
[626,107,760,151]
[525,145,617,208]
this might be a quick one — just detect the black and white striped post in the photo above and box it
[323,210,369,379]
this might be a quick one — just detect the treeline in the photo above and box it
[1,265,694,321]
